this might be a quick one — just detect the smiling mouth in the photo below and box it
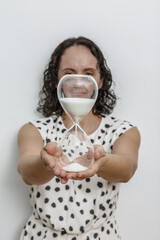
[72,88,88,96]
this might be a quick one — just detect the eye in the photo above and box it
[65,72,73,75]
[86,72,93,76]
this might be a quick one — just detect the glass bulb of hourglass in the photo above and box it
[57,74,98,172]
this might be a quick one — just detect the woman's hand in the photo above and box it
[41,142,69,184]
[42,143,106,183]
[64,145,106,181]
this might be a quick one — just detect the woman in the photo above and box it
[17,36,140,239]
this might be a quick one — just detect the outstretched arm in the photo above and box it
[17,123,67,185]
[65,127,141,183]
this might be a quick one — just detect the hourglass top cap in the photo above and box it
[57,74,98,100]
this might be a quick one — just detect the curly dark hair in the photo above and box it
[37,36,117,117]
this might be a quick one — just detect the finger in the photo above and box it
[41,148,56,169]
[77,163,98,178]
[94,145,105,160]
[55,146,63,158]
[44,142,57,155]
[61,177,68,184]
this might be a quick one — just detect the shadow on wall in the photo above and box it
[5,135,31,240]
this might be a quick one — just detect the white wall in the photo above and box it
[0,0,160,239]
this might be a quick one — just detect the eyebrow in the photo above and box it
[61,67,97,72]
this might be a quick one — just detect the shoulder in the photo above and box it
[30,115,58,127]
[101,114,133,131]
[101,114,139,146]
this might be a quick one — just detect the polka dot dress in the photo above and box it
[20,115,133,240]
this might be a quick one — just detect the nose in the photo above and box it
[74,79,84,87]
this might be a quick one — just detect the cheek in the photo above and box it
[97,79,103,89]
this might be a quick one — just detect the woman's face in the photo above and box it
[58,45,103,98]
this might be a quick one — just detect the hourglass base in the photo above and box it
[57,124,94,172]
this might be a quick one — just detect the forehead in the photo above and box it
[59,45,98,69]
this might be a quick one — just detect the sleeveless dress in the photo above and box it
[20,114,133,240]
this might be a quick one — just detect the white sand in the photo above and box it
[59,98,95,122]
[62,163,88,172]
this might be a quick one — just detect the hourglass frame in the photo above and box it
[57,74,98,172]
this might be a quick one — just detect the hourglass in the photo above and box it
[57,74,98,172]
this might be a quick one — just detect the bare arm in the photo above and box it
[17,123,55,185]
[65,127,141,183]
[96,126,141,182]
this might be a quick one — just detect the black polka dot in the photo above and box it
[80,209,84,214]
[112,185,116,191]
[83,198,87,202]
[32,224,36,229]
[78,184,82,189]
[86,188,91,193]
[80,226,84,233]
[46,119,51,123]
[53,232,58,237]
[64,205,68,211]
[37,231,42,236]
[69,196,73,202]
[65,185,70,190]
[109,211,113,216]
[24,230,27,236]
[39,208,43,213]
[61,229,66,235]
[101,191,105,196]
[69,226,73,231]
[99,204,105,211]
[76,202,80,206]
[36,192,41,198]
[56,178,60,183]
[71,213,75,218]
[97,182,103,188]
[86,219,90,225]
[90,209,94,215]
[58,197,63,203]
[59,216,63,221]
[94,233,98,238]
[46,138,51,143]
[109,203,113,209]
[44,198,49,204]
[86,178,90,182]
[107,229,110,234]
[55,187,60,192]
[110,223,114,228]
[51,202,56,208]
[45,185,51,191]
[101,226,104,231]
